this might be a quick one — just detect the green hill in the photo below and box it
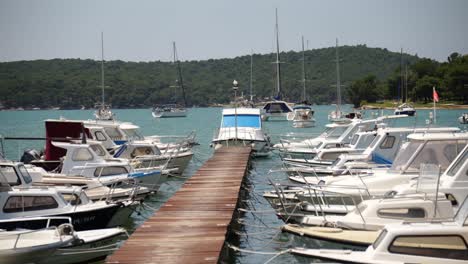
[0,45,420,108]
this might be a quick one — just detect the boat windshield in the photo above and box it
[122,128,143,140]
[372,229,388,249]
[320,126,348,139]
[390,141,422,172]
[391,140,467,173]
[90,144,107,157]
[0,165,21,186]
[222,114,261,128]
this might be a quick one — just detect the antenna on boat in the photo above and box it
[301,35,307,103]
[400,47,403,103]
[233,80,239,140]
[274,8,282,100]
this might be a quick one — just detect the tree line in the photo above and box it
[1,45,464,109]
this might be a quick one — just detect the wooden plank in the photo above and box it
[106,146,251,264]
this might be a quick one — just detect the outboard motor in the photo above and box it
[20,149,41,164]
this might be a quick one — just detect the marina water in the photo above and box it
[0,106,466,263]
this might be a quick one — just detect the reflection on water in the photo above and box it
[0,106,466,263]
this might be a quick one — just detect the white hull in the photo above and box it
[152,110,187,118]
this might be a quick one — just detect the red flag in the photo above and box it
[433,87,439,102]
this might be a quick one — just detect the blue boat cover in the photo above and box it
[222,114,261,128]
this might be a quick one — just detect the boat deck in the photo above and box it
[106,146,252,264]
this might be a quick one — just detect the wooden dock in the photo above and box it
[106,146,252,264]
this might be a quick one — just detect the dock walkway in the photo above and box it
[106,146,252,264]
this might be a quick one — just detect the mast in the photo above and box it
[405,63,408,103]
[173,42,187,107]
[301,36,306,102]
[335,38,341,115]
[274,8,282,100]
[250,50,253,102]
[400,48,403,103]
[101,32,105,106]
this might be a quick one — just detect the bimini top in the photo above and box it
[221,108,261,128]
[262,101,293,113]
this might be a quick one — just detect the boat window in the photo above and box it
[446,147,468,177]
[0,165,21,186]
[222,115,261,128]
[90,144,107,157]
[390,142,423,172]
[325,126,348,139]
[94,131,107,141]
[61,193,82,205]
[369,135,381,149]
[18,165,32,184]
[104,127,123,140]
[377,208,425,218]
[131,147,154,158]
[350,134,359,146]
[380,136,396,149]
[72,148,94,161]
[94,166,128,177]
[321,152,346,161]
[372,229,388,249]
[406,140,467,173]
[3,196,59,213]
[389,235,468,260]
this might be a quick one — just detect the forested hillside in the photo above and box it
[0,45,424,108]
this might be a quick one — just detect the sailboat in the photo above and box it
[395,50,416,116]
[260,9,293,121]
[287,36,315,128]
[328,38,361,123]
[94,32,114,121]
[152,42,187,118]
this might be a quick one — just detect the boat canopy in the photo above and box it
[293,105,312,110]
[262,101,292,113]
[221,108,261,128]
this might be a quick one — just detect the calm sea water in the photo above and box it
[0,106,466,263]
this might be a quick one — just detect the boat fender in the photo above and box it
[57,223,74,236]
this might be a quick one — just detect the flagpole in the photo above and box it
[433,87,436,124]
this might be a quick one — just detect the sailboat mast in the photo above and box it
[405,63,408,103]
[335,38,341,114]
[250,50,253,102]
[301,36,306,102]
[275,8,282,99]
[101,32,105,106]
[400,48,403,103]
[174,42,187,106]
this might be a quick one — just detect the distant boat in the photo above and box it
[152,42,187,118]
[261,9,293,121]
[394,49,415,116]
[94,32,114,121]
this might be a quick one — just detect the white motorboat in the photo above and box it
[459,113,468,124]
[0,175,134,231]
[212,108,271,156]
[394,102,416,116]
[288,105,315,128]
[291,198,468,263]
[0,222,76,264]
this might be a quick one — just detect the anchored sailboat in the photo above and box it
[152,42,188,118]
[94,32,114,121]
[287,36,315,128]
[395,49,416,116]
[261,9,293,121]
[328,38,361,123]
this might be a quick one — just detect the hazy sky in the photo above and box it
[0,0,467,62]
